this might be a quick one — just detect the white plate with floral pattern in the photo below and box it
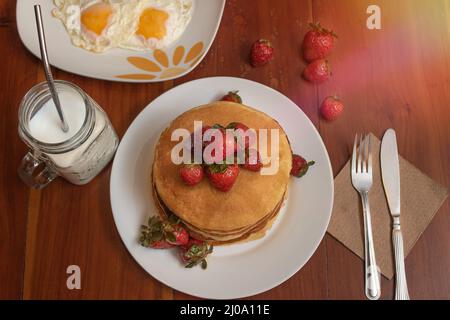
[17,0,225,82]
[110,77,334,299]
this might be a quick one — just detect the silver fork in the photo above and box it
[351,134,381,300]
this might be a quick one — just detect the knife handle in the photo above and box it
[393,221,410,300]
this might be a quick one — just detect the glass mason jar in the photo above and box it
[18,80,119,189]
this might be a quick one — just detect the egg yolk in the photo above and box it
[136,8,169,40]
[81,3,113,36]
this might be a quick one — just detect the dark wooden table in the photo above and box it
[1,0,449,300]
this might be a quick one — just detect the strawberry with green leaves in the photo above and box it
[227,122,251,150]
[140,216,213,269]
[250,39,274,67]
[302,22,337,62]
[140,215,189,248]
[291,154,315,178]
[206,163,240,192]
[221,91,242,103]
[139,216,174,249]
[203,125,236,164]
[179,238,214,269]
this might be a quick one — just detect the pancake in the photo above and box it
[152,101,292,244]
[152,179,286,244]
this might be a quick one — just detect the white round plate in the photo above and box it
[110,77,334,299]
[16,0,225,83]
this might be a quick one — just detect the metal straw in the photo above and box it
[34,5,69,132]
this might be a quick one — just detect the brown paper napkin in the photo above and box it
[327,133,448,279]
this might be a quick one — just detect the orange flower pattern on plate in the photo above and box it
[116,42,204,81]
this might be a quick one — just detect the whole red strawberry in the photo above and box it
[164,223,189,246]
[227,122,252,150]
[203,126,236,164]
[291,154,315,178]
[302,23,337,62]
[179,164,204,186]
[303,59,330,83]
[320,96,344,121]
[190,125,212,151]
[221,91,242,103]
[250,39,274,67]
[206,163,240,192]
[243,148,263,172]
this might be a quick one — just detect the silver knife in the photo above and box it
[380,129,410,300]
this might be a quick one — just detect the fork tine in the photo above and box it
[368,134,373,175]
[358,134,363,173]
[363,133,369,173]
[352,134,357,173]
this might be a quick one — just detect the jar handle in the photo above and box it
[18,152,58,189]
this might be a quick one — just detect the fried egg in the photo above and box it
[121,0,193,50]
[52,0,193,53]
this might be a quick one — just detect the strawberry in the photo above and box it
[243,148,263,172]
[149,240,174,249]
[250,39,274,67]
[303,59,331,83]
[179,164,204,186]
[179,238,213,269]
[320,96,344,121]
[206,163,240,192]
[221,91,242,103]
[291,154,315,178]
[203,126,236,164]
[140,215,190,248]
[139,216,174,249]
[164,223,189,246]
[302,23,337,62]
[227,122,251,150]
[190,125,212,151]
[181,237,204,250]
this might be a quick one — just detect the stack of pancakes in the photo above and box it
[152,101,292,245]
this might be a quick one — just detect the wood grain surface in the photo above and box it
[1,0,449,300]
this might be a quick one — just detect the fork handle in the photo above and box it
[361,192,381,300]
[392,220,410,300]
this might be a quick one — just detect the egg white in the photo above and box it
[52,0,143,53]
[52,0,193,53]
[120,0,194,51]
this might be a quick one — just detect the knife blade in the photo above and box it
[380,128,410,300]
[381,129,400,216]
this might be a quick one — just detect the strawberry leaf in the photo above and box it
[208,163,228,173]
